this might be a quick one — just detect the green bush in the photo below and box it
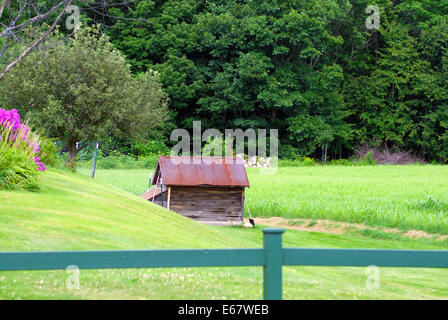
[278,159,304,167]
[303,157,315,166]
[279,144,301,160]
[279,155,378,167]
[37,136,58,168]
[137,155,159,168]
[0,124,40,191]
[81,153,159,170]
[0,148,40,191]
[327,159,355,166]
[131,140,170,157]
[98,154,137,169]
[357,151,377,166]
[278,157,316,167]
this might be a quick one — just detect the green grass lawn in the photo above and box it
[78,168,153,196]
[0,168,448,299]
[79,165,448,234]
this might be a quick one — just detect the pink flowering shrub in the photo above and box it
[0,108,46,190]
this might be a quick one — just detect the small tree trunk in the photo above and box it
[66,140,78,169]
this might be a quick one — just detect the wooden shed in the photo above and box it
[141,156,250,225]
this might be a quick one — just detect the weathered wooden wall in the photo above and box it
[169,186,244,222]
[152,191,167,207]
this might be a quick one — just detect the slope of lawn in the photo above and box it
[78,168,152,196]
[1,169,448,299]
[0,170,238,251]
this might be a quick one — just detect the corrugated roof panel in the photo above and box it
[151,156,249,187]
[140,188,162,200]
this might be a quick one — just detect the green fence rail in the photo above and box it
[1,228,448,300]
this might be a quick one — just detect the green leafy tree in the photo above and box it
[0,27,168,165]
[64,0,448,162]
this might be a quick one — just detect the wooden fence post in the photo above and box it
[263,228,285,300]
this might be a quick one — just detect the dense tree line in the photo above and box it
[93,0,447,162]
[2,0,448,162]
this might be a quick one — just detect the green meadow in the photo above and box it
[80,165,448,234]
[1,166,446,299]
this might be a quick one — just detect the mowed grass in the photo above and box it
[78,168,152,196]
[81,166,448,234]
[1,168,447,299]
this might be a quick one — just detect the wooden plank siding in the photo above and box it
[169,186,244,222]
[152,191,168,207]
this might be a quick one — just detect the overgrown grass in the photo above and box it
[246,166,448,234]
[1,169,448,299]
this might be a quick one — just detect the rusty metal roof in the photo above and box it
[151,156,250,187]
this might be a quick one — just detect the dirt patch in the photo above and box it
[253,217,448,241]
[403,230,446,240]
[253,217,347,235]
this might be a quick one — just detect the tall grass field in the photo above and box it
[246,166,448,234]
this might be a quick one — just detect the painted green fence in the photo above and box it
[1,228,448,299]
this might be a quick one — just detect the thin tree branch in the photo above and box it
[78,0,147,23]
[0,0,70,38]
[0,2,27,59]
[0,32,12,57]
[0,0,72,80]
[0,0,7,19]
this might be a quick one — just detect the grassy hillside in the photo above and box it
[0,170,238,251]
[1,169,448,299]
[78,168,152,196]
